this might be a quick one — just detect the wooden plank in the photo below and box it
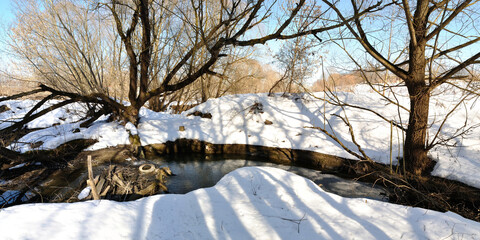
[136,183,156,195]
[95,177,105,195]
[158,182,168,192]
[87,155,100,200]
[100,185,110,197]
[112,174,126,189]
[161,166,172,175]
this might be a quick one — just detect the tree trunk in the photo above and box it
[404,87,432,175]
[403,0,434,175]
[148,97,163,112]
[404,26,433,174]
[200,77,208,103]
[124,105,140,126]
[124,105,145,158]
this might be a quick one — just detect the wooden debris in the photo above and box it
[157,182,168,192]
[249,102,264,114]
[81,160,172,201]
[93,175,99,185]
[156,170,165,182]
[87,155,100,200]
[95,177,105,195]
[136,183,156,195]
[112,174,126,189]
[187,111,212,119]
[100,185,110,197]
[161,166,172,176]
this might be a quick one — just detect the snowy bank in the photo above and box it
[4,85,480,188]
[0,167,478,240]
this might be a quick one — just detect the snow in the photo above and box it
[0,100,85,130]
[125,121,138,135]
[0,190,22,205]
[0,190,35,206]
[1,167,479,240]
[77,186,91,200]
[2,84,480,238]
[3,84,480,188]
[8,163,26,170]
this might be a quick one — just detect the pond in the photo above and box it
[31,154,388,204]
[146,155,388,201]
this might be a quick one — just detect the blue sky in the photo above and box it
[0,0,14,50]
[0,0,14,25]
[0,0,13,69]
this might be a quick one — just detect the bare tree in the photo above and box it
[8,0,114,95]
[270,1,322,94]
[194,57,276,102]
[271,35,319,94]
[321,0,480,175]
[3,0,381,157]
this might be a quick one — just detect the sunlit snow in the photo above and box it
[0,167,478,239]
[4,84,480,188]
[1,84,480,239]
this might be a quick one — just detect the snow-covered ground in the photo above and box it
[3,84,480,188]
[1,84,480,238]
[1,167,479,240]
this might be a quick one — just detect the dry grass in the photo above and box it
[310,72,403,92]
[0,80,49,100]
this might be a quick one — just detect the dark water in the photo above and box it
[145,156,388,201]
[33,155,388,202]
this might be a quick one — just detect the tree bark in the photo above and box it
[404,86,432,175]
[404,4,433,175]
[401,0,434,175]
[124,106,140,125]
[148,97,163,112]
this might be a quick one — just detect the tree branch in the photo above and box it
[0,89,44,102]
[402,0,417,47]
[426,0,473,41]
[324,0,408,80]
[433,51,480,87]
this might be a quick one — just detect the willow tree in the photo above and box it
[323,0,480,175]
[4,0,374,154]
